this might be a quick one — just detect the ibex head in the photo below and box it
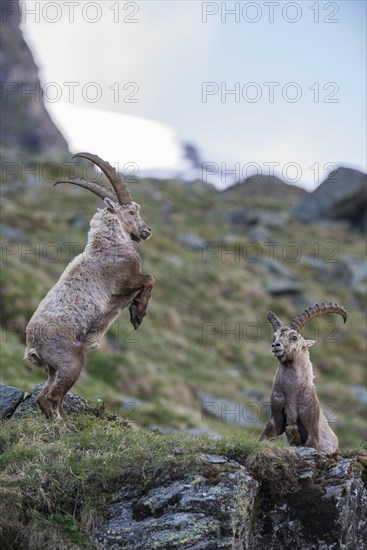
[103,199,151,243]
[55,152,151,243]
[267,303,347,364]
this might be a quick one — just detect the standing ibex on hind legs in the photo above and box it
[25,153,156,423]
[260,303,347,453]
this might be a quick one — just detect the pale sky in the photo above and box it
[20,0,366,189]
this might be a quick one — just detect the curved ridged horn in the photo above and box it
[289,302,347,332]
[73,152,132,205]
[267,311,284,331]
[54,177,116,202]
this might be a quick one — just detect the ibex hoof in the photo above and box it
[129,303,140,330]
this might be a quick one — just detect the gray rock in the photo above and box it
[223,208,259,227]
[93,466,258,549]
[12,382,87,418]
[176,233,205,250]
[256,210,290,228]
[203,455,228,464]
[160,203,176,214]
[148,426,221,439]
[93,452,367,550]
[136,188,163,201]
[291,446,321,458]
[294,167,367,231]
[240,389,267,402]
[0,225,29,243]
[240,389,270,415]
[248,225,274,243]
[330,255,367,290]
[259,259,298,280]
[198,391,261,427]
[349,385,367,406]
[327,459,353,479]
[185,428,222,439]
[165,255,184,268]
[265,278,304,295]
[0,384,24,419]
[255,258,303,296]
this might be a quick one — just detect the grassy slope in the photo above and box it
[1,172,366,450]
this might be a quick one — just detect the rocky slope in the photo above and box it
[0,0,69,157]
[294,167,367,232]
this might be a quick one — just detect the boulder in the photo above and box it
[176,233,205,250]
[12,382,87,418]
[294,167,367,231]
[349,385,367,407]
[265,278,304,296]
[198,391,261,427]
[93,449,367,549]
[148,426,221,439]
[329,255,367,294]
[0,384,24,419]
[93,460,258,549]
[0,225,29,243]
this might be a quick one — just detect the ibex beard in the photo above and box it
[260,303,347,454]
[24,153,155,424]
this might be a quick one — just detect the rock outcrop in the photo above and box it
[0,384,24,418]
[93,462,258,549]
[93,449,367,550]
[294,167,367,231]
[0,0,69,156]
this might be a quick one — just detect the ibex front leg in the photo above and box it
[129,273,156,330]
[260,394,286,440]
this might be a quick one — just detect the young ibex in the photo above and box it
[260,302,347,453]
[25,153,155,422]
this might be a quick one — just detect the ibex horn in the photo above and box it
[73,152,132,205]
[267,312,284,331]
[54,177,116,202]
[289,302,347,332]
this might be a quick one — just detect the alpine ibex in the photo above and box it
[260,303,347,453]
[25,153,155,422]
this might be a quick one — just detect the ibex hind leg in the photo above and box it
[285,424,303,446]
[299,409,320,450]
[36,367,57,419]
[38,350,84,425]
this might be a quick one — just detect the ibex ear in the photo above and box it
[104,198,118,212]
[305,339,316,347]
